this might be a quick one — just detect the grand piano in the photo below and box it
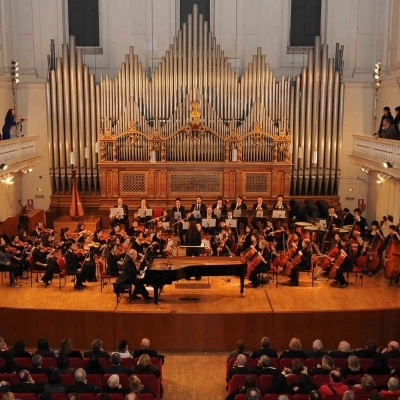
[143,256,247,304]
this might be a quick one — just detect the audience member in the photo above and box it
[309,355,334,376]
[133,338,165,365]
[104,353,130,374]
[57,354,76,374]
[11,340,32,358]
[35,338,57,358]
[130,354,160,378]
[128,375,156,398]
[246,386,262,400]
[84,339,110,359]
[255,355,277,376]
[309,390,321,400]
[28,354,51,374]
[225,375,259,400]
[43,368,67,394]
[0,351,21,374]
[227,354,254,381]
[291,374,317,395]
[103,374,129,394]
[98,394,110,400]
[125,394,137,400]
[250,337,278,359]
[353,340,377,358]
[59,338,83,359]
[0,338,8,356]
[318,370,348,395]
[0,380,10,394]
[379,377,400,395]
[67,393,81,400]
[342,390,355,400]
[265,371,289,394]
[304,339,328,358]
[9,369,43,393]
[280,338,306,359]
[367,353,392,375]
[66,368,101,394]
[0,392,14,400]
[84,355,104,374]
[351,374,377,395]
[117,339,133,359]
[227,339,250,362]
[341,355,364,377]
[282,359,307,376]
[380,341,400,357]
[329,341,351,358]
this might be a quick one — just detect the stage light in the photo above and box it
[0,163,8,170]
[11,60,19,84]
[383,162,392,168]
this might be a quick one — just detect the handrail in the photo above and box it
[0,135,40,164]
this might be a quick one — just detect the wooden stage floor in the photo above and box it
[0,269,399,353]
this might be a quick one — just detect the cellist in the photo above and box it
[288,238,313,286]
[248,240,271,288]
[332,238,354,288]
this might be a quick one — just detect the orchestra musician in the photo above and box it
[0,235,21,287]
[322,206,342,249]
[251,196,268,232]
[203,207,216,236]
[212,227,233,257]
[230,196,247,234]
[171,197,186,237]
[190,196,207,220]
[9,234,29,279]
[353,208,368,238]
[115,248,153,301]
[263,220,275,242]
[137,198,151,225]
[273,194,288,210]
[75,222,90,245]
[106,244,125,277]
[236,225,253,255]
[382,224,400,284]
[363,220,385,276]
[248,239,271,288]
[332,238,355,288]
[64,241,88,290]
[185,222,203,280]
[30,222,44,239]
[212,196,227,219]
[31,240,58,286]
[110,198,129,231]
[288,238,313,286]
[343,208,355,227]
[151,230,167,257]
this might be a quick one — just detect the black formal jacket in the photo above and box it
[171,205,186,219]
[133,349,165,364]
[83,350,111,359]
[104,365,131,375]
[66,382,101,394]
[65,249,79,274]
[10,382,44,393]
[112,204,129,220]
[251,348,278,359]
[190,203,207,218]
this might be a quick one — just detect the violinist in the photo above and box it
[332,238,354,288]
[236,225,253,255]
[288,239,313,286]
[353,208,368,237]
[150,230,167,257]
[127,220,143,237]
[9,235,29,279]
[131,232,149,259]
[171,197,186,236]
[110,197,129,231]
[106,244,124,276]
[212,196,227,219]
[59,228,72,254]
[212,228,233,257]
[93,229,108,258]
[75,222,89,244]
[31,240,58,286]
[30,222,44,239]
[64,241,88,290]
[248,240,271,288]
[0,235,21,287]
[251,196,268,232]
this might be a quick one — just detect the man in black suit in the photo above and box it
[171,197,186,239]
[27,354,51,374]
[115,249,153,301]
[202,207,216,236]
[380,341,400,358]
[273,195,288,211]
[226,354,254,381]
[104,353,130,374]
[83,339,110,359]
[212,196,228,219]
[64,241,87,290]
[133,338,165,364]
[250,337,278,359]
[251,196,268,232]
[30,222,44,239]
[255,355,277,376]
[110,198,129,231]
[353,340,377,358]
[9,369,44,393]
[190,196,207,221]
[230,196,248,234]
[353,208,368,237]
[342,208,354,227]
[66,368,101,394]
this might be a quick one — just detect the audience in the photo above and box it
[265,371,289,394]
[0,351,20,374]
[341,355,364,377]
[35,338,57,358]
[353,340,377,358]
[84,339,110,359]
[9,369,43,394]
[133,338,165,365]
[380,341,400,357]
[130,354,160,378]
[57,354,76,374]
[280,338,306,359]
[351,374,377,395]
[246,386,262,400]
[379,377,400,395]
[227,354,253,381]
[329,341,351,358]
[309,355,334,376]
[255,355,277,376]
[305,339,328,358]
[11,340,32,358]
[318,370,348,395]
[342,390,355,400]
[84,355,104,374]
[59,338,83,359]
[367,353,392,375]
[67,368,101,394]
[43,368,67,394]
[225,375,259,400]
[104,352,130,374]
[117,339,133,359]
[227,339,250,361]
[250,336,278,359]
[128,375,156,398]
[103,374,129,394]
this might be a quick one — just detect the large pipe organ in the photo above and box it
[46,4,344,211]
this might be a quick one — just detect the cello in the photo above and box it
[329,249,348,279]
[319,243,340,270]
[384,235,400,280]
[70,169,84,221]
[282,242,315,277]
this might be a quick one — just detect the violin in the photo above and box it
[5,246,18,254]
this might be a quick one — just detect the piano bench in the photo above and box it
[113,283,132,303]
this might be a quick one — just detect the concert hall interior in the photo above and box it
[1,0,400,373]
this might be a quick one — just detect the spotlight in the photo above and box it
[11,60,19,84]
[376,180,383,184]
[0,163,8,170]
[383,162,392,168]
[11,61,18,67]
[362,167,370,174]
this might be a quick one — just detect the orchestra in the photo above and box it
[1,196,399,296]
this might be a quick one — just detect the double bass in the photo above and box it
[365,233,384,274]
[384,235,400,280]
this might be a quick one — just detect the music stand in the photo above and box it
[319,219,327,229]
[213,209,221,218]
[173,212,181,220]
[233,210,242,218]
[226,219,237,228]
[110,208,121,218]
[192,210,201,219]
[272,210,287,219]
[145,209,153,217]
[256,210,268,218]
[202,219,216,228]
[138,209,146,218]
[182,221,189,229]
[162,222,170,230]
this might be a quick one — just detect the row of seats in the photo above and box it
[1,394,154,400]
[234,395,400,400]
[228,374,398,394]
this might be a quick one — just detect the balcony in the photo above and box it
[349,134,400,180]
[0,136,42,180]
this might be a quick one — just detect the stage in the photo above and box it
[0,269,399,352]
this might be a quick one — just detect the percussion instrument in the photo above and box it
[294,222,312,237]
[303,225,319,243]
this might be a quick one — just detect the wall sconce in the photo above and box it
[231,147,238,162]
[298,147,304,159]
[150,150,157,164]
[383,162,392,168]
[0,163,8,170]
[21,168,33,174]
[1,174,14,185]
[312,150,318,164]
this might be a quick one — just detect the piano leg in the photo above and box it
[240,265,246,297]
